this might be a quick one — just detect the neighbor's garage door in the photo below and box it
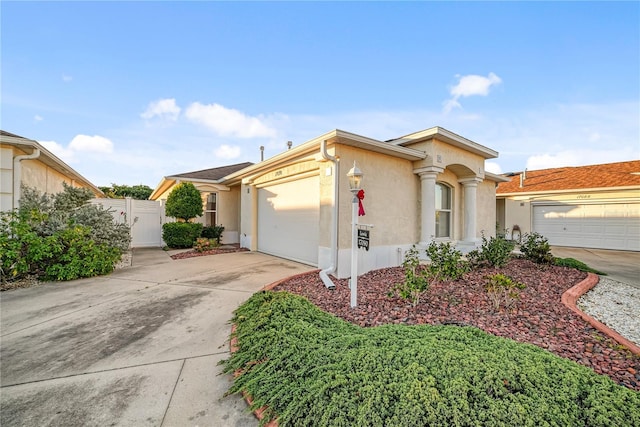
[257,176,320,265]
[533,203,640,251]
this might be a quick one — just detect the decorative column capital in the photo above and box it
[414,166,444,178]
[458,176,483,187]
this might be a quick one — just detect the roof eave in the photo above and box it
[389,126,498,159]
[497,185,640,197]
[222,129,426,185]
[1,134,105,197]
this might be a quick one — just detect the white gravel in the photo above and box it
[578,276,640,347]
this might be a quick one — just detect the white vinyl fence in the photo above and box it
[91,198,167,248]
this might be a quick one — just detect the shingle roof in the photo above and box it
[170,162,254,181]
[497,160,640,194]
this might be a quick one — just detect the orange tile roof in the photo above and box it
[496,160,640,194]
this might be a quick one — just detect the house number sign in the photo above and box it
[357,229,370,251]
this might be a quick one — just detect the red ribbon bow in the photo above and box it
[357,189,365,216]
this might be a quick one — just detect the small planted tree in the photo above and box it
[165,183,203,221]
[162,183,204,248]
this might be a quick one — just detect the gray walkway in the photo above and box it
[550,246,640,288]
[0,249,314,427]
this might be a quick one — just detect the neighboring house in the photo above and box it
[0,130,104,211]
[496,160,640,251]
[152,126,507,278]
[149,162,254,244]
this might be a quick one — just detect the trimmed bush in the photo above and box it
[468,234,515,268]
[223,292,640,427]
[165,182,203,221]
[425,241,468,280]
[201,225,225,244]
[162,222,203,248]
[520,232,554,264]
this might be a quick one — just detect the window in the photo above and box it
[435,183,451,238]
[205,193,217,226]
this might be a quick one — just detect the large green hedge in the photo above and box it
[162,222,202,248]
[223,292,640,427]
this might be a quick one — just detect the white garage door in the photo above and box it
[533,203,640,251]
[258,176,320,265]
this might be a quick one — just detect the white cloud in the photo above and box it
[485,162,503,175]
[214,144,242,160]
[141,98,181,122]
[62,74,72,82]
[185,102,277,138]
[444,72,502,113]
[526,147,639,171]
[34,115,43,122]
[40,140,76,163]
[69,134,114,153]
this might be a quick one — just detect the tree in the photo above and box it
[165,182,203,221]
[99,184,153,200]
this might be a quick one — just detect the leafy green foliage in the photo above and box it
[468,234,515,268]
[162,222,203,248]
[520,232,554,264]
[555,257,607,275]
[201,225,225,244]
[99,183,153,200]
[484,273,526,311]
[0,184,129,285]
[425,241,468,280]
[223,292,640,427]
[194,237,219,252]
[164,182,203,221]
[41,226,121,281]
[391,246,430,307]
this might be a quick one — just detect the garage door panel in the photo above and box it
[258,176,319,265]
[533,203,640,251]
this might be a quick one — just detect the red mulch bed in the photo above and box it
[274,258,640,391]
[170,245,249,260]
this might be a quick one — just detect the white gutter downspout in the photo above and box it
[319,140,338,289]
[13,147,41,210]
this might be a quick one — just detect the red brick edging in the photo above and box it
[561,273,640,355]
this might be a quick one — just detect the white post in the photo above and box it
[350,192,358,308]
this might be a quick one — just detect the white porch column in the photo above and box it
[414,167,443,245]
[458,177,482,243]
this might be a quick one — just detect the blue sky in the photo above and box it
[2,1,639,187]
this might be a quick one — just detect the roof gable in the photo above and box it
[497,160,640,194]
[169,162,253,181]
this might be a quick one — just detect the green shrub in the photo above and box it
[425,241,468,280]
[0,212,121,284]
[391,246,430,307]
[1,185,129,285]
[201,225,225,244]
[468,234,515,268]
[43,226,120,281]
[162,222,203,248]
[555,257,607,275]
[520,232,554,264]
[223,292,640,427]
[484,273,526,311]
[165,182,203,221]
[194,237,219,252]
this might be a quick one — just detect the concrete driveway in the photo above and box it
[550,246,640,288]
[0,249,314,427]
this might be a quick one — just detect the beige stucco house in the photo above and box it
[0,130,104,211]
[496,160,640,251]
[152,126,507,278]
